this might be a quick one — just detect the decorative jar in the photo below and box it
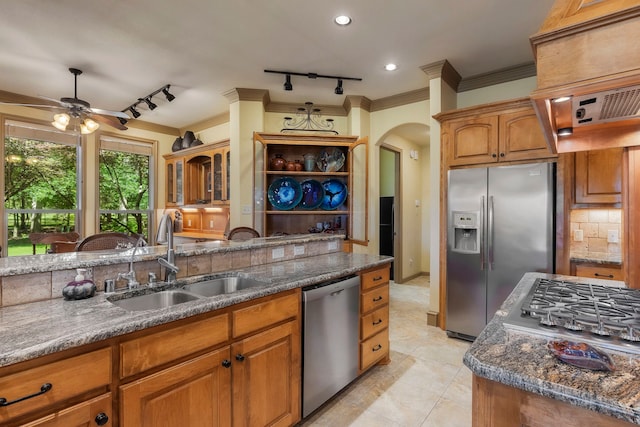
[270,154,286,171]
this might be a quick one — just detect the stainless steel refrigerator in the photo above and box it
[446,163,555,340]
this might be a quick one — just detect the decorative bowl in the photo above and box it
[299,179,325,210]
[268,177,302,210]
[320,179,348,210]
[317,148,345,172]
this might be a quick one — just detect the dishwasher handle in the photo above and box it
[302,275,360,302]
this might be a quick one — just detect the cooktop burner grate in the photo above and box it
[503,278,640,354]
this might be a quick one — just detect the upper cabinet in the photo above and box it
[253,132,368,247]
[573,148,623,206]
[436,98,555,167]
[164,140,230,207]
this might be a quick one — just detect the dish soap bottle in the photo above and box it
[62,268,96,300]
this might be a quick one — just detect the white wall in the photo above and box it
[457,77,537,108]
[379,148,396,197]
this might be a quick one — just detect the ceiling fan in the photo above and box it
[1,68,129,133]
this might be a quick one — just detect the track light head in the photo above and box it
[141,97,158,110]
[129,106,141,118]
[335,79,344,95]
[284,74,293,91]
[162,86,175,102]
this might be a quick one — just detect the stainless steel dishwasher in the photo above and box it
[302,274,360,417]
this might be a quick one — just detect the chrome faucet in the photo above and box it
[157,214,179,284]
[117,236,146,289]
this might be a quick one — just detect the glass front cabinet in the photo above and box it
[253,132,368,249]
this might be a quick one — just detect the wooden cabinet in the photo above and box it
[359,265,390,372]
[118,290,300,427]
[120,349,232,427]
[253,132,368,247]
[22,394,112,427]
[164,140,230,207]
[573,262,624,282]
[0,348,111,426]
[573,148,622,206]
[436,98,554,167]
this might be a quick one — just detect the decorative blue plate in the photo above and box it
[268,177,302,210]
[320,179,348,210]
[299,179,325,210]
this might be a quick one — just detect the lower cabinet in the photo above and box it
[359,265,391,372]
[120,349,232,427]
[572,262,624,281]
[118,290,301,427]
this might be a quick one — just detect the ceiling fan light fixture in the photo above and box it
[51,113,70,131]
[81,118,100,134]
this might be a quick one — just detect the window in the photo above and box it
[98,135,155,242]
[3,120,81,256]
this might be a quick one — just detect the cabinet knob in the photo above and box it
[492,153,497,158]
[222,359,232,368]
[235,354,245,362]
[95,412,109,426]
[499,153,505,157]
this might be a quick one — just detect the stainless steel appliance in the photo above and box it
[302,275,360,417]
[504,277,640,355]
[447,163,555,340]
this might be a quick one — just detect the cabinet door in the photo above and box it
[120,348,232,427]
[231,320,300,427]
[212,147,230,204]
[446,116,499,166]
[22,394,112,427]
[574,148,622,205]
[499,109,552,162]
[349,137,369,246]
[166,158,184,206]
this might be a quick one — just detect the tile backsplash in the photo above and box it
[570,209,622,255]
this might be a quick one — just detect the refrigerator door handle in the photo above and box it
[480,196,485,271]
[488,195,495,270]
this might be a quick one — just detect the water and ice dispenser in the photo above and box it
[452,211,479,253]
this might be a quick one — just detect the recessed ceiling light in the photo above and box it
[334,15,352,26]
[385,63,397,71]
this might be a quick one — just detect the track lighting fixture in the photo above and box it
[162,86,175,101]
[265,70,361,94]
[122,84,175,120]
[284,74,293,91]
[118,117,128,126]
[129,106,141,118]
[141,97,158,110]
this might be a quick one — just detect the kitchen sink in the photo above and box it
[108,290,201,311]
[181,275,269,297]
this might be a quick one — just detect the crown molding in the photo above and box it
[458,62,537,92]
[370,88,430,112]
[125,119,180,135]
[420,59,462,90]
[344,96,372,113]
[222,88,270,105]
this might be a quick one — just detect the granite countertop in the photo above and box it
[464,272,640,425]
[570,251,623,265]
[0,251,391,368]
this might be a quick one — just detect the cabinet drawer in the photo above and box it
[575,264,624,281]
[361,306,389,340]
[232,291,299,338]
[361,266,390,291]
[22,393,112,427]
[361,284,389,313]
[360,328,389,371]
[0,348,111,423]
[121,313,229,378]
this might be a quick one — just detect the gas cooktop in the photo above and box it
[503,278,640,355]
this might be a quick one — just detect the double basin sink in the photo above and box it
[107,274,269,311]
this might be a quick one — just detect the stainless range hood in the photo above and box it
[530,0,640,153]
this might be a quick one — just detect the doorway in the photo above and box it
[379,146,400,280]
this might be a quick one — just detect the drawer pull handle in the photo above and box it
[372,296,383,302]
[373,276,383,281]
[372,344,383,352]
[373,319,383,326]
[594,273,614,279]
[0,383,52,407]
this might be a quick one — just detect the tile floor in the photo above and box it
[299,276,473,427]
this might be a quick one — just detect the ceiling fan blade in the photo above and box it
[0,101,65,109]
[36,95,68,106]
[89,113,128,131]
[89,107,130,119]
